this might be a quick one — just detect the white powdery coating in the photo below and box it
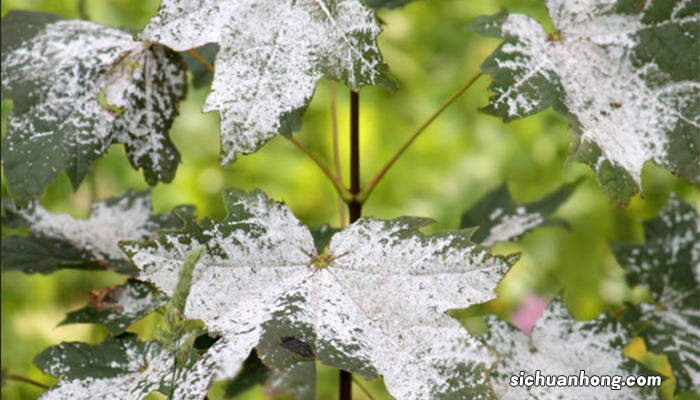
[492,0,699,185]
[23,196,154,260]
[40,343,174,400]
[141,0,387,163]
[1,18,185,181]
[487,302,641,399]
[129,191,509,399]
[482,206,544,245]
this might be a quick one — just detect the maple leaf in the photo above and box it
[460,180,579,245]
[472,0,700,203]
[1,11,187,205]
[140,0,395,164]
[1,191,192,274]
[614,195,700,392]
[482,299,654,399]
[35,334,180,400]
[123,188,515,399]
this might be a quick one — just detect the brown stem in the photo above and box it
[330,81,348,227]
[5,373,49,390]
[187,49,214,73]
[340,90,361,400]
[357,72,482,203]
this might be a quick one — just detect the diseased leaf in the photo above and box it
[35,335,190,400]
[613,195,700,392]
[482,300,653,399]
[61,279,167,334]
[140,0,395,164]
[0,11,187,205]
[472,1,700,202]
[1,191,192,274]
[124,188,515,399]
[460,180,579,245]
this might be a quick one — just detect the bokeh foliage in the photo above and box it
[1,0,698,399]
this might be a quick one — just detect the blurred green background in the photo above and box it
[1,0,698,399]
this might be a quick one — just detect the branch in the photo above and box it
[5,373,50,390]
[357,72,482,203]
[187,49,214,73]
[287,136,353,202]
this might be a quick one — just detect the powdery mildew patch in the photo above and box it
[21,194,156,261]
[40,342,178,400]
[615,195,700,390]
[482,206,544,246]
[1,12,186,203]
[483,0,699,187]
[483,301,645,399]
[124,189,512,399]
[141,0,392,163]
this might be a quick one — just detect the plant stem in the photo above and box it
[356,72,482,203]
[5,373,49,390]
[340,90,361,400]
[352,376,378,400]
[288,136,353,202]
[330,81,347,227]
[348,90,362,222]
[187,49,214,73]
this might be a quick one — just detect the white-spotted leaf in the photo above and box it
[460,180,579,245]
[482,300,653,399]
[614,195,700,392]
[1,191,192,274]
[1,11,187,205]
[123,188,514,399]
[140,0,395,164]
[472,0,699,203]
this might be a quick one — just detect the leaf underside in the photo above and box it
[140,0,395,164]
[472,0,700,203]
[1,11,187,206]
[123,188,515,399]
[613,195,700,392]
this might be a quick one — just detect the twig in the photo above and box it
[5,373,50,390]
[187,49,214,73]
[357,72,482,203]
[287,136,353,202]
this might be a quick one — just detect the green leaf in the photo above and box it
[1,11,187,205]
[123,188,515,399]
[472,1,700,203]
[482,299,654,399]
[460,179,579,245]
[61,279,167,334]
[140,0,395,164]
[613,195,700,392]
[1,191,193,274]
